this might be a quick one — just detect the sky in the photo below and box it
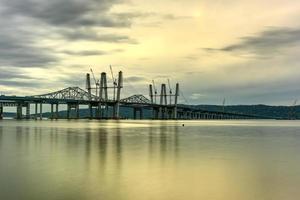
[0,0,300,105]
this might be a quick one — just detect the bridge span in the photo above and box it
[0,71,266,120]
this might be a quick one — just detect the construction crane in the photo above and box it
[152,80,157,104]
[109,65,117,101]
[90,68,99,97]
[288,99,298,120]
[222,98,226,112]
[167,79,172,104]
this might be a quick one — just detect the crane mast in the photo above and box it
[90,68,99,98]
[110,65,117,101]
[222,98,226,112]
[167,79,172,104]
[152,80,157,104]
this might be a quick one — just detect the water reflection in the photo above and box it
[1,120,300,200]
[114,127,122,171]
[97,128,108,171]
[0,126,2,148]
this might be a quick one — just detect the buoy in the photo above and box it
[182,124,185,126]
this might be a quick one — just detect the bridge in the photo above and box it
[0,71,267,120]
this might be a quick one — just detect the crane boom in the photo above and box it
[167,79,172,104]
[152,80,157,104]
[288,99,298,120]
[167,79,172,94]
[152,80,157,94]
[109,65,115,84]
[90,68,97,85]
[293,99,298,106]
[109,65,117,100]
[90,68,99,97]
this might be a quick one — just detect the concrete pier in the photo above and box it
[39,103,43,120]
[26,104,30,119]
[35,103,38,120]
[16,103,22,119]
[133,107,143,119]
[51,104,54,119]
[55,104,59,119]
[0,105,3,119]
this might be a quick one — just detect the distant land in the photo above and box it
[3,104,299,119]
[193,104,299,119]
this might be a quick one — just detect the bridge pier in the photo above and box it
[96,103,101,119]
[49,103,59,119]
[101,104,108,119]
[76,104,80,119]
[88,104,93,119]
[0,105,3,119]
[168,108,175,119]
[39,103,43,120]
[186,111,191,120]
[26,104,30,119]
[133,107,143,119]
[152,107,159,119]
[140,109,143,119]
[55,104,59,119]
[16,103,22,119]
[34,103,38,119]
[113,102,121,119]
[66,103,80,119]
[173,106,177,119]
[51,104,54,119]
[159,107,167,119]
[67,104,71,119]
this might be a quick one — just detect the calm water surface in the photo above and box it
[0,120,300,200]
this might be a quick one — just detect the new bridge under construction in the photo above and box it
[0,69,265,120]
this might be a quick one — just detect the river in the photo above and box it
[0,119,300,200]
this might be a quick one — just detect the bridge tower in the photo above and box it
[99,72,108,118]
[149,84,154,104]
[86,73,92,99]
[86,73,93,118]
[159,84,168,119]
[173,83,179,119]
[148,82,180,120]
[114,71,123,119]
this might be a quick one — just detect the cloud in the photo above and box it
[190,93,206,100]
[1,0,128,28]
[183,55,199,60]
[61,30,138,43]
[61,50,108,56]
[203,27,300,58]
[0,67,43,87]
[0,0,136,69]
[60,74,86,87]
[125,76,147,83]
[0,68,32,80]
[0,26,58,67]
[0,80,38,87]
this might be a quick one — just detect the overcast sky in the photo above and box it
[0,0,299,105]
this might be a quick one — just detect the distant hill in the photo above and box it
[3,105,299,119]
[192,104,299,119]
